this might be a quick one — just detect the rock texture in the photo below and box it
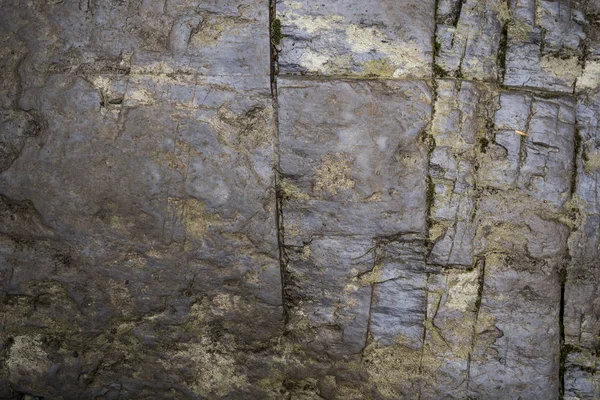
[0,0,599,398]
[0,1,281,399]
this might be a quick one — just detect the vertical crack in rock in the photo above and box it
[362,280,376,357]
[417,272,430,400]
[425,58,439,256]
[466,257,486,396]
[360,242,381,358]
[269,0,278,93]
[418,11,439,393]
[270,0,288,324]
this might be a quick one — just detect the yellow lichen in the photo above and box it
[165,337,249,397]
[577,60,600,91]
[323,54,354,75]
[280,178,310,200]
[279,6,427,78]
[363,191,382,202]
[314,153,355,195]
[210,106,274,153]
[493,2,512,25]
[256,374,287,399]
[283,13,345,35]
[344,25,426,78]
[540,55,582,82]
[284,220,303,240]
[583,149,600,173]
[445,268,480,312]
[475,222,530,254]
[429,221,451,242]
[106,279,135,316]
[125,87,155,106]
[493,2,530,41]
[358,264,383,285]
[5,335,51,379]
[471,308,499,362]
[363,336,439,399]
[211,293,243,315]
[152,148,187,170]
[301,244,311,260]
[508,18,531,41]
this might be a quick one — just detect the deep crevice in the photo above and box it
[453,0,464,28]
[498,24,509,81]
[571,127,582,195]
[559,262,567,399]
[426,0,441,259]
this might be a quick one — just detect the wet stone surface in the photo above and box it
[1,0,600,399]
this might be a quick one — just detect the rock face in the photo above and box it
[0,0,598,399]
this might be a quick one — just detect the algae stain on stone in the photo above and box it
[360,58,396,78]
[271,18,282,45]
[358,263,383,285]
[493,2,530,42]
[191,15,249,47]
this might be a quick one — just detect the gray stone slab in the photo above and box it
[474,192,571,259]
[284,236,374,357]
[564,350,600,400]
[478,92,575,208]
[276,0,435,78]
[278,78,431,244]
[369,241,429,347]
[4,0,600,397]
[428,80,494,267]
[562,87,600,399]
[420,265,482,399]
[434,0,504,81]
[278,77,432,363]
[503,0,586,92]
[5,0,270,86]
[467,254,561,399]
[0,69,281,398]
